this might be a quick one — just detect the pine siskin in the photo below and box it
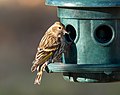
[31,22,68,85]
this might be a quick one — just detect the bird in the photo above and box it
[31,22,68,85]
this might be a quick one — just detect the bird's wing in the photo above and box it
[35,50,53,64]
[52,36,66,61]
[39,33,60,52]
[31,51,53,72]
[31,32,60,72]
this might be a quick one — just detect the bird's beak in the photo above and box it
[63,29,69,35]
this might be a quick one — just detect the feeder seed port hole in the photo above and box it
[65,24,76,42]
[93,24,115,46]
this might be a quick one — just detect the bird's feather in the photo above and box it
[39,32,60,52]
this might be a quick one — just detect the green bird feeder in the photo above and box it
[46,0,120,83]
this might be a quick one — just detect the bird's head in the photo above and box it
[51,22,68,37]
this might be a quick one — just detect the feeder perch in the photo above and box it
[45,0,120,83]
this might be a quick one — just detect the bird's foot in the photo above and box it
[42,61,49,71]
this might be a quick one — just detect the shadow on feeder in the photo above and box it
[63,24,77,64]
[63,24,78,81]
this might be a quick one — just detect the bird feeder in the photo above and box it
[45,0,120,83]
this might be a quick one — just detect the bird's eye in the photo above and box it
[58,27,62,29]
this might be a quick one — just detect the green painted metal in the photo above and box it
[47,63,120,82]
[46,0,120,7]
[58,7,120,19]
[47,63,120,73]
[45,0,120,83]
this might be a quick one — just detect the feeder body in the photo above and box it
[46,0,120,82]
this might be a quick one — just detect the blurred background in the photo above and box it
[0,0,120,95]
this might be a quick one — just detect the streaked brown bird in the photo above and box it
[31,22,68,85]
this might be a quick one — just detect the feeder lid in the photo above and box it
[45,0,120,7]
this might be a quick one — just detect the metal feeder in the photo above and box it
[45,0,120,83]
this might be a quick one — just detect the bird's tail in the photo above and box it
[34,68,43,85]
[34,61,48,85]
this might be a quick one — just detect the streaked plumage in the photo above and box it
[31,22,68,85]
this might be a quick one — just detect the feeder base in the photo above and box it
[47,63,120,83]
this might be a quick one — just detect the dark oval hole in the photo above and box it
[65,24,76,42]
[94,25,113,44]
